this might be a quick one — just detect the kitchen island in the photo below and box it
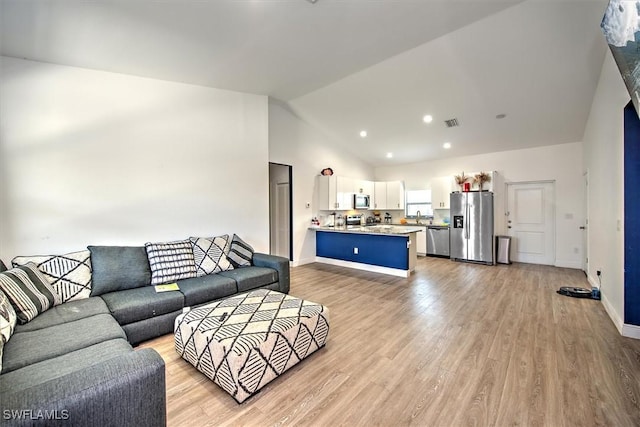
[309,225,421,277]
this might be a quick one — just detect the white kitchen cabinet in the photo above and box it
[373,181,387,209]
[416,226,427,255]
[386,181,405,210]
[354,179,374,197]
[373,181,405,210]
[317,175,354,211]
[431,176,454,209]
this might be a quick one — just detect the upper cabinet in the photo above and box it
[373,181,405,210]
[386,181,405,210]
[317,175,354,210]
[431,176,455,209]
[354,179,374,197]
[317,176,404,211]
[373,181,386,209]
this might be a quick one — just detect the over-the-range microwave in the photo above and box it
[353,194,371,209]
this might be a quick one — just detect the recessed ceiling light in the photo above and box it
[423,114,433,123]
[359,130,367,138]
[443,142,452,149]
[386,152,393,158]
[496,113,507,119]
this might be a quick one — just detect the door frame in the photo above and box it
[504,180,556,265]
[582,171,589,274]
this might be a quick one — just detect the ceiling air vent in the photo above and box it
[444,118,460,128]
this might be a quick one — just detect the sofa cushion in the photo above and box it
[145,240,197,285]
[227,234,254,268]
[14,297,110,333]
[0,338,132,393]
[190,235,233,276]
[89,246,152,296]
[100,286,184,325]
[177,274,237,307]
[1,347,166,427]
[0,263,61,324]
[2,313,126,374]
[218,266,278,292]
[122,310,183,346]
[12,250,92,303]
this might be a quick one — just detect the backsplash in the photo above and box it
[433,209,450,224]
[314,208,451,226]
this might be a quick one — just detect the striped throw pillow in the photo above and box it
[0,263,61,324]
[0,289,17,372]
[227,235,254,268]
[145,240,197,285]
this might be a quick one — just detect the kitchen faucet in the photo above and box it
[416,210,422,225]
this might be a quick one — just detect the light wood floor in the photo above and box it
[140,257,640,426]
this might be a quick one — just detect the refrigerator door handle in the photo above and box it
[465,200,470,239]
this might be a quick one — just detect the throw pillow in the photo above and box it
[12,250,92,303]
[0,288,17,370]
[145,240,197,285]
[190,235,233,276]
[0,259,7,273]
[88,246,151,296]
[0,263,61,324]
[227,234,254,268]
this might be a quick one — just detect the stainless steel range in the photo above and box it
[346,215,363,226]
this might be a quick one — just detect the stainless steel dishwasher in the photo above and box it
[426,226,450,258]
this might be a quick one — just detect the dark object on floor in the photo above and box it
[557,286,600,300]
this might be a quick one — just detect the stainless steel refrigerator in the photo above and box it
[450,191,494,264]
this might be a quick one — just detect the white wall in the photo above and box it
[268,99,374,265]
[583,50,627,334]
[375,142,585,269]
[0,57,270,260]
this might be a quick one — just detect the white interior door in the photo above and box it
[275,182,290,258]
[506,182,555,265]
[269,163,291,260]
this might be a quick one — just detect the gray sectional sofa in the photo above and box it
[0,244,290,427]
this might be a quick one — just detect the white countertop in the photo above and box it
[309,225,422,236]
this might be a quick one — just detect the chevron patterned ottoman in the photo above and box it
[174,289,330,403]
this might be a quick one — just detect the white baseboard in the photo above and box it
[314,257,412,278]
[594,288,640,340]
[554,259,583,269]
[600,293,624,335]
[622,323,640,339]
[291,257,315,267]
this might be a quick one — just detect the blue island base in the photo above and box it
[315,230,416,277]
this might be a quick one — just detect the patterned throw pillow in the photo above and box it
[12,250,92,303]
[145,240,197,285]
[227,234,254,268]
[190,235,233,276]
[0,263,61,324]
[0,289,17,372]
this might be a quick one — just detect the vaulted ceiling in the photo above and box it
[1,0,610,166]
